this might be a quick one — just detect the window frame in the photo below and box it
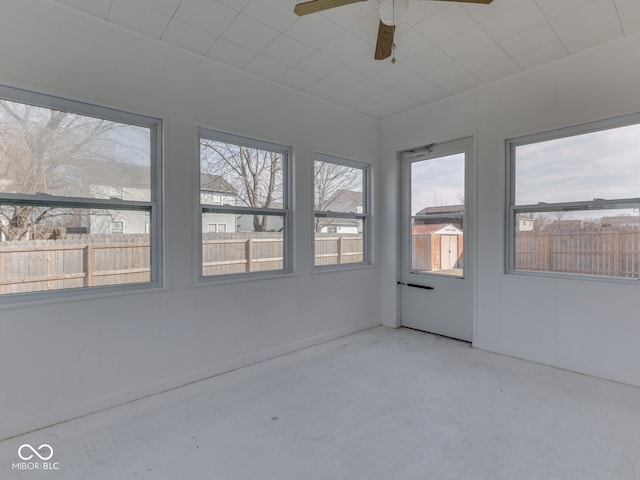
[0,84,163,299]
[197,128,293,281]
[505,114,640,282]
[313,153,371,270]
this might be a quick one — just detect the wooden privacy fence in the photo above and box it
[0,235,151,294]
[201,232,364,275]
[0,233,365,293]
[515,230,640,278]
[314,234,363,266]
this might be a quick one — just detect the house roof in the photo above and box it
[325,189,362,211]
[201,174,236,195]
[412,223,462,235]
[415,204,464,216]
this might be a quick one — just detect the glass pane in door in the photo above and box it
[410,153,465,277]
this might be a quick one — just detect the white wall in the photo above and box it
[0,0,381,439]
[381,32,640,387]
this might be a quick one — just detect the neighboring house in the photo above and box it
[236,212,283,232]
[87,163,153,235]
[414,204,465,229]
[235,200,284,232]
[200,173,237,234]
[317,189,363,234]
[516,214,534,232]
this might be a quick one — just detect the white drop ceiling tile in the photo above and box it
[372,88,418,111]
[405,1,449,26]
[323,65,368,89]
[330,89,367,109]
[438,25,495,60]
[404,47,453,76]
[132,0,181,16]
[619,9,640,35]
[498,22,560,57]
[374,64,419,88]
[550,0,623,54]
[413,5,477,44]
[223,14,281,52]
[442,73,483,95]
[173,0,238,36]
[320,30,372,63]
[243,54,291,81]
[513,40,567,69]
[350,55,395,76]
[296,51,343,78]
[463,0,525,24]
[350,99,390,118]
[405,80,449,104]
[347,77,389,98]
[53,0,111,18]
[614,0,640,15]
[319,0,378,29]
[276,68,318,91]
[559,24,624,54]
[535,0,597,19]
[216,0,251,12]
[349,11,382,43]
[109,0,172,39]
[392,72,439,99]
[473,59,522,83]
[423,62,470,86]
[393,28,433,60]
[262,35,314,67]
[458,43,511,72]
[243,1,298,33]
[206,38,257,69]
[481,1,547,42]
[285,14,344,49]
[304,79,343,100]
[161,18,217,55]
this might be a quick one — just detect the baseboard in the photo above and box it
[1,321,379,441]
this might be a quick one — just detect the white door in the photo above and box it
[399,137,474,342]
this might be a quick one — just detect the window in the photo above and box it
[199,129,291,278]
[0,85,162,296]
[407,152,466,277]
[507,115,640,280]
[314,154,369,267]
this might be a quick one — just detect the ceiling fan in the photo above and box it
[294,0,493,61]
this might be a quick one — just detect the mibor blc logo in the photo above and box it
[12,443,60,471]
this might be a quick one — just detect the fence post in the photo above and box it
[614,230,621,277]
[84,244,94,287]
[337,237,343,264]
[245,238,253,272]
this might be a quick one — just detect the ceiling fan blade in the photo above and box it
[294,0,367,16]
[374,20,395,60]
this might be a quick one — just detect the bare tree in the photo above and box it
[0,99,148,240]
[313,161,361,232]
[200,140,283,232]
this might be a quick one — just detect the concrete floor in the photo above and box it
[3,326,640,479]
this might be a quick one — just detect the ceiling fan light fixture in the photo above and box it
[379,0,409,26]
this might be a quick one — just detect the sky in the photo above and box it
[411,153,464,215]
[515,123,640,205]
[409,123,640,218]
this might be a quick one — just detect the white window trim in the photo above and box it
[197,128,293,281]
[0,84,163,300]
[505,113,640,282]
[313,152,371,270]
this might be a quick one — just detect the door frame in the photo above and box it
[397,135,477,341]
